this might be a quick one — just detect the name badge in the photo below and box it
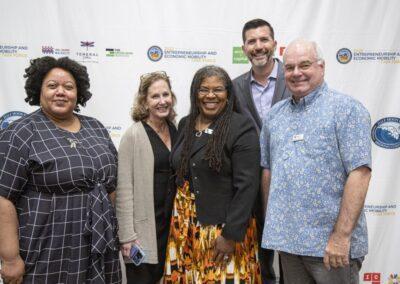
[204,128,213,134]
[292,134,304,142]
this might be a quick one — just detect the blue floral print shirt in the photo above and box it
[260,82,371,258]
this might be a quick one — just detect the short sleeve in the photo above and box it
[260,116,271,169]
[336,101,372,174]
[0,125,32,203]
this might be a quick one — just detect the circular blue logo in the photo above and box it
[371,117,400,149]
[336,48,352,64]
[0,111,27,130]
[147,46,163,62]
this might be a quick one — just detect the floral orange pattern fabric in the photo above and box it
[164,181,261,283]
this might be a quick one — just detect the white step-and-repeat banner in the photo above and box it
[1,0,399,282]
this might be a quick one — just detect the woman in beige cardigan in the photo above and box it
[116,71,177,284]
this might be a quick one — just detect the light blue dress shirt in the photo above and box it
[260,82,371,258]
[250,61,278,120]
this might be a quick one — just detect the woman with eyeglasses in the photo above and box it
[115,71,178,284]
[163,65,261,283]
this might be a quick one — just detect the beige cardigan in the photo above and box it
[115,122,158,264]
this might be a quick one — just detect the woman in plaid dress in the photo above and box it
[0,57,121,283]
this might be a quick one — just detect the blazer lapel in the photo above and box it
[271,60,287,106]
[190,129,211,157]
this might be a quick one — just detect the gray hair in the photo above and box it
[283,38,325,63]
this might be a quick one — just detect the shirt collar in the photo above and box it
[290,81,327,108]
[250,59,278,85]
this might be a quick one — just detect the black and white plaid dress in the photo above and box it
[0,109,121,283]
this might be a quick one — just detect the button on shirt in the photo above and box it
[251,61,278,120]
[260,82,372,258]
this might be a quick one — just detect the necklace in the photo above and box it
[195,128,214,137]
[65,137,79,148]
[195,118,213,137]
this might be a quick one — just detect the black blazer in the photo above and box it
[232,59,292,133]
[171,112,260,241]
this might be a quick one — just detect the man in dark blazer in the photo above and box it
[233,19,291,284]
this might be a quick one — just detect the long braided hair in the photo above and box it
[176,65,238,180]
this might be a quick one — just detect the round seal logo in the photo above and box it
[371,117,400,149]
[336,48,352,64]
[147,46,163,62]
[0,111,26,130]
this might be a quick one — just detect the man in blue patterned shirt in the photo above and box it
[260,38,372,283]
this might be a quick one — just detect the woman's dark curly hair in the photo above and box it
[23,56,92,112]
[176,65,238,180]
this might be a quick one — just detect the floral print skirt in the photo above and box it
[163,181,261,284]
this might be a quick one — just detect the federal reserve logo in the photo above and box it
[371,117,400,149]
[336,48,352,64]
[0,111,27,130]
[147,46,163,62]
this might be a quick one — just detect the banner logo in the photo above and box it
[232,47,249,64]
[0,44,28,58]
[388,274,400,284]
[371,117,400,149]
[80,41,95,50]
[42,46,70,56]
[105,48,133,58]
[0,111,27,130]
[279,46,286,56]
[337,48,400,64]
[336,48,352,64]
[76,41,98,63]
[147,46,163,62]
[364,204,397,216]
[42,46,54,54]
[364,272,381,284]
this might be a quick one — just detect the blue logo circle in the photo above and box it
[336,48,352,64]
[0,111,27,130]
[371,117,400,149]
[147,46,163,62]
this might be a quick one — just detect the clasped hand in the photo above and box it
[212,235,235,264]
